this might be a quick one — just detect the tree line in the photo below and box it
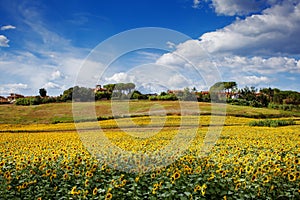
[14,82,300,111]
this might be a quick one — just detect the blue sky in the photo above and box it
[0,0,299,96]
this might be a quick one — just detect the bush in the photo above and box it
[249,119,295,127]
[268,103,300,111]
[15,98,31,106]
[149,94,178,101]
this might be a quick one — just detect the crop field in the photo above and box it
[0,111,300,199]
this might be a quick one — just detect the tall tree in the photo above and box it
[39,88,47,97]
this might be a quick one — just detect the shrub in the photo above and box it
[249,119,295,127]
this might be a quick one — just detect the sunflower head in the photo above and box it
[173,171,180,180]
[105,192,113,200]
[288,173,296,182]
[93,187,98,195]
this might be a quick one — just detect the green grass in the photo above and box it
[0,100,299,124]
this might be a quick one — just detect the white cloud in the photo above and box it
[218,56,300,74]
[105,72,134,83]
[1,25,16,31]
[192,0,201,9]
[209,0,282,16]
[200,1,300,55]
[0,83,28,95]
[210,0,263,16]
[50,70,61,80]
[238,76,272,86]
[42,82,61,89]
[0,35,9,47]
[0,3,92,96]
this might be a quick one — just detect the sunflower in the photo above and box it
[263,175,270,184]
[93,187,98,195]
[71,186,77,195]
[173,171,180,180]
[251,174,257,182]
[288,173,296,182]
[63,173,69,180]
[85,179,89,187]
[200,184,207,196]
[105,192,113,200]
[222,170,227,178]
[194,185,201,192]
[151,173,156,179]
[74,170,80,176]
[235,183,241,191]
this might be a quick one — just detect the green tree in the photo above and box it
[39,88,47,97]
[61,87,73,102]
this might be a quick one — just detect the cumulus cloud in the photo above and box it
[210,0,270,16]
[200,1,300,55]
[1,25,16,30]
[219,56,300,74]
[105,72,134,83]
[238,76,272,86]
[155,1,300,91]
[0,35,9,47]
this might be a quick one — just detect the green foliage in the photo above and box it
[39,88,47,97]
[268,103,300,111]
[177,88,196,101]
[15,97,42,106]
[149,93,178,101]
[95,91,110,100]
[72,86,94,102]
[130,90,148,100]
[248,119,295,127]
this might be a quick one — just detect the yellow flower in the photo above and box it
[194,185,201,192]
[173,171,180,180]
[207,173,215,181]
[71,186,77,195]
[222,170,227,177]
[235,183,241,191]
[105,192,113,200]
[200,184,207,196]
[263,175,270,184]
[93,187,98,195]
[151,173,156,178]
[251,174,257,182]
[288,173,296,182]
[63,173,69,180]
[85,179,89,187]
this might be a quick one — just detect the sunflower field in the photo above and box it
[0,116,299,199]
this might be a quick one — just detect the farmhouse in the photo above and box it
[7,93,25,103]
[0,96,9,103]
[94,85,107,93]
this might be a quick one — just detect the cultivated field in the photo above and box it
[0,101,299,199]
